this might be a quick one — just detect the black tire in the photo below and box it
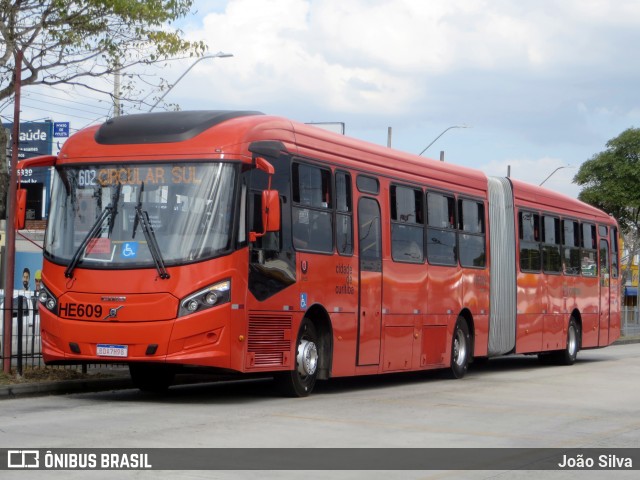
[276,318,319,397]
[449,317,471,379]
[558,317,580,365]
[129,363,175,392]
[538,317,581,366]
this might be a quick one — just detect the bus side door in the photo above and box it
[357,197,382,365]
[599,238,611,345]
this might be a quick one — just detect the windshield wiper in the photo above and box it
[135,207,170,279]
[132,183,169,279]
[65,185,121,279]
[64,206,112,278]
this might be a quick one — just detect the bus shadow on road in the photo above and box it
[80,353,614,403]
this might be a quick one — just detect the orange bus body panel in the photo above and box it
[37,112,621,385]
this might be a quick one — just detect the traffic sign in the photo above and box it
[53,122,70,138]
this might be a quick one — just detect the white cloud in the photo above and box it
[149,0,640,197]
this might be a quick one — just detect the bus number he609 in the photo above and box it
[58,302,103,319]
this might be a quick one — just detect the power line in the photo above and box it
[25,91,109,116]
[20,101,104,122]
[22,95,108,118]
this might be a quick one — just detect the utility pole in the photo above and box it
[0,126,8,217]
[3,49,22,373]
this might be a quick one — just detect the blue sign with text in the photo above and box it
[53,122,70,138]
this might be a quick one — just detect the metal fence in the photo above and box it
[1,294,125,376]
[622,306,640,337]
[0,294,43,374]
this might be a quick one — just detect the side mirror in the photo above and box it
[262,189,281,233]
[250,189,281,242]
[13,154,57,230]
[249,156,280,242]
[15,188,27,230]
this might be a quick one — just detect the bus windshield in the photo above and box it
[45,162,238,270]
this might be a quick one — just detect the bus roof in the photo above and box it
[509,177,614,224]
[59,110,488,196]
[55,110,613,223]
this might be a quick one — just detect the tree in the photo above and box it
[0,0,206,105]
[0,0,207,218]
[574,127,640,282]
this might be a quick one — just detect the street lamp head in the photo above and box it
[210,51,234,58]
[419,124,471,156]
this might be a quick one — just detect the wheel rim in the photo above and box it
[567,324,577,356]
[453,329,467,367]
[296,339,318,377]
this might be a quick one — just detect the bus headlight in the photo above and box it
[178,280,231,317]
[38,284,59,314]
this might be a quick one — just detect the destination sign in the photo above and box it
[76,166,202,187]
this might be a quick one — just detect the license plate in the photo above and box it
[96,344,128,357]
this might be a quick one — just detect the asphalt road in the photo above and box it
[1,343,639,479]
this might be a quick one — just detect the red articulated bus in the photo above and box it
[17,111,621,396]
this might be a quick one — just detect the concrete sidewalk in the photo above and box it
[2,336,639,399]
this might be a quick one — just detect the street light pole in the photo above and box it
[419,125,469,156]
[539,165,572,186]
[149,52,233,112]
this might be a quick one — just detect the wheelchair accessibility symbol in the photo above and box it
[300,293,308,310]
[121,242,139,258]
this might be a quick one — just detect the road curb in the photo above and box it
[0,376,132,399]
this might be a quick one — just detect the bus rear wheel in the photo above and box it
[129,363,175,393]
[557,317,580,365]
[276,318,319,397]
[449,317,471,379]
[538,317,581,366]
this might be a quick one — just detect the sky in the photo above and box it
[11,0,640,197]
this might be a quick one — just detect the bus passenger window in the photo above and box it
[519,211,541,272]
[335,171,353,255]
[391,185,424,263]
[292,163,333,253]
[542,216,561,273]
[458,199,485,268]
[426,192,456,266]
[356,175,379,195]
[562,219,581,275]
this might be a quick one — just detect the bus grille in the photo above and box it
[247,314,292,367]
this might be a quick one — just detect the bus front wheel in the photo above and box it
[276,318,319,397]
[449,317,471,379]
